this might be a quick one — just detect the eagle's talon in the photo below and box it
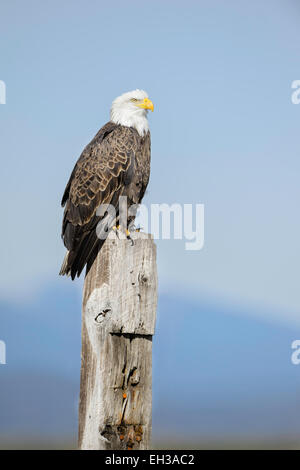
[129,224,143,233]
[112,225,121,239]
[125,229,135,245]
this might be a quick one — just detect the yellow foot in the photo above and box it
[112,225,132,241]
[129,225,143,233]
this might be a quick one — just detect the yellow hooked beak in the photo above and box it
[138,97,154,112]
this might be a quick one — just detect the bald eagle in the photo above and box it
[59,89,154,280]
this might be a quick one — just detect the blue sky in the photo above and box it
[0,0,300,325]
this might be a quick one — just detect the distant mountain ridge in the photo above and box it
[1,281,300,446]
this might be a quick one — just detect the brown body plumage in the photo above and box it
[60,122,151,279]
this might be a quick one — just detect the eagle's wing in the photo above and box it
[60,122,137,279]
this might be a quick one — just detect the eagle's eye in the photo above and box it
[130,98,138,103]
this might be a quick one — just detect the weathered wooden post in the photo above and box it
[78,231,157,450]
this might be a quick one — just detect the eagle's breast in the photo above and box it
[125,129,151,206]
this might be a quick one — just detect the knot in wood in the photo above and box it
[138,273,148,285]
[95,307,112,323]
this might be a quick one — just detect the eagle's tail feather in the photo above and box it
[59,251,72,277]
[59,213,117,279]
[59,236,104,280]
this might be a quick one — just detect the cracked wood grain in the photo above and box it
[78,231,157,450]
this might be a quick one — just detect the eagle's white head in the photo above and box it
[110,89,154,137]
